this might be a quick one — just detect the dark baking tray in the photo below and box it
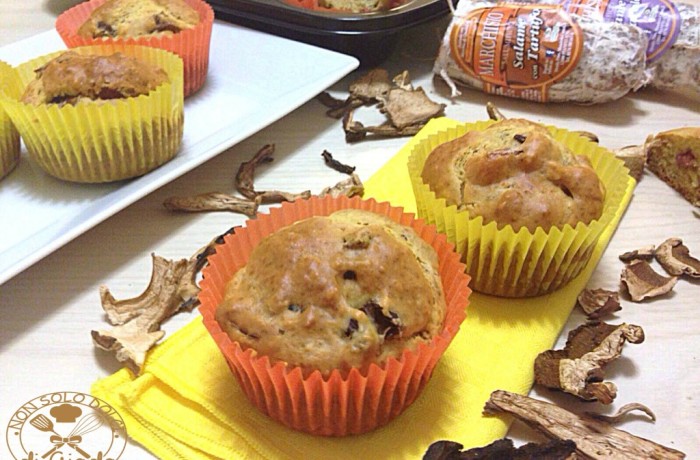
[208,0,452,67]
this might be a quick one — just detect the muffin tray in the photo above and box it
[208,0,451,66]
[0,21,358,286]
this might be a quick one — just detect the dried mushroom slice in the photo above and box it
[342,110,424,142]
[577,288,621,319]
[335,69,446,143]
[348,68,393,102]
[486,101,506,121]
[655,238,700,278]
[316,92,365,119]
[586,402,656,424]
[163,192,258,216]
[235,144,311,204]
[484,390,686,459]
[619,244,656,263]
[92,229,232,373]
[321,150,355,175]
[613,144,646,181]
[422,438,577,460]
[534,321,644,404]
[318,173,364,199]
[93,254,193,374]
[620,259,678,301]
[378,87,446,129]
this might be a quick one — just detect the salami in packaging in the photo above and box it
[434,0,700,104]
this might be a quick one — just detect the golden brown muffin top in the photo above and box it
[421,119,606,232]
[215,209,446,375]
[20,51,169,106]
[78,0,200,39]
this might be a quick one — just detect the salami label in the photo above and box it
[449,5,584,102]
[559,0,681,63]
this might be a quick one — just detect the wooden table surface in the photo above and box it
[1,1,699,458]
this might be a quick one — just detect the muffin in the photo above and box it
[0,60,21,181]
[645,127,700,207]
[0,45,183,183]
[199,195,471,436]
[56,0,214,97]
[215,209,446,375]
[408,118,631,297]
[421,118,606,233]
[76,0,200,38]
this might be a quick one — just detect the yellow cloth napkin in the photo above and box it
[92,118,634,459]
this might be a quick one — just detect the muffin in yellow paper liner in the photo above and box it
[198,195,471,437]
[407,119,631,298]
[56,0,214,97]
[0,44,184,183]
[0,60,20,181]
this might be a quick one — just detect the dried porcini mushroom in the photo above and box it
[655,237,700,278]
[342,110,425,142]
[316,91,364,119]
[422,438,577,460]
[484,390,686,459]
[93,229,232,373]
[586,402,656,424]
[577,288,621,319]
[486,101,506,121]
[613,144,646,181]
[93,254,196,374]
[235,144,311,204]
[378,87,446,130]
[328,69,445,143]
[621,259,678,302]
[619,244,656,263]
[349,68,393,102]
[534,321,645,404]
[163,192,259,217]
[321,150,355,175]
[360,300,401,339]
[318,173,364,199]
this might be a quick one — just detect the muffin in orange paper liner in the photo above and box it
[0,60,20,181]
[408,119,631,298]
[0,44,183,183]
[55,0,213,97]
[198,195,471,436]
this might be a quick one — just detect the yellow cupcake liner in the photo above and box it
[407,118,632,297]
[0,60,21,181]
[0,44,184,183]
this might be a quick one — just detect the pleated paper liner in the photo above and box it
[0,60,20,181]
[56,0,213,97]
[0,45,184,183]
[198,195,471,436]
[407,119,631,298]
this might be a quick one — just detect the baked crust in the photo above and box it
[77,0,199,38]
[421,119,606,232]
[20,51,169,105]
[215,209,446,375]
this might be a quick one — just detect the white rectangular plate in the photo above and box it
[0,21,358,285]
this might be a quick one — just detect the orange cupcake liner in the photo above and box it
[198,195,471,436]
[56,0,213,97]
